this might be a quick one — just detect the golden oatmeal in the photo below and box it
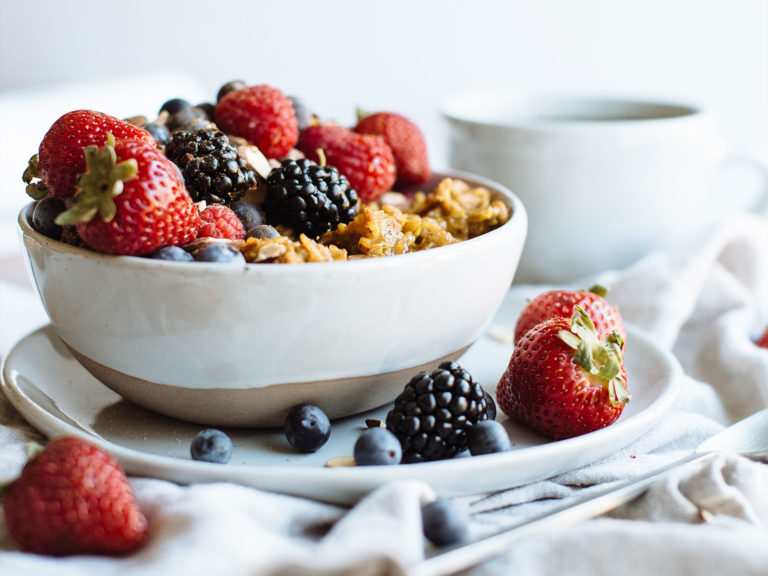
[239,178,510,264]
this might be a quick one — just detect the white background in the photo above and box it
[0,0,766,256]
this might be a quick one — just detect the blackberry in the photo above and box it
[264,158,359,239]
[165,128,258,205]
[386,361,490,463]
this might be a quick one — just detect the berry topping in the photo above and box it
[190,429,233,464]
[284,404,331,453]
[1,436,147,556]
[216,80,246,103]
[194,242,246,263]
[264,158,359,239]
[36,110,155,200]
[143,122,171,146]
[215,84,298,159]
[55,134,200,256]
[247,224,281,240]
[146,245,194,262]
[32,196,66,240]
[230,200,265,231]
[466,420,512,456]
[353,111,431,187]
[353,427,402,466]
[385,361,490,463]
[198,204,246,240]
[165,128,258,205]
[159,97,192,115]
[297,125,396,204]
[421,498,469,547]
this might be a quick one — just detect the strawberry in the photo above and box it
[353,111,431,187]
[297,124,396,203]
[1,436,147,556]
[34,110,155,200]
[55,135,200,255]
[514,284,625,344]
[497,307,630,439]
[756,326,768,349]
[214,84,298,159]
[198,203,246,240]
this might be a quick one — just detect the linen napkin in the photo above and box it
[2,211,768,576]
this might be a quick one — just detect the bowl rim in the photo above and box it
[18,170,527,274]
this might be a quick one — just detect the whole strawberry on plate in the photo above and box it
[55,134,201,255]
[297,124,396,203]
[514,284,626,344]
[1,436,147,556]
[26,110,155,201]
[497,306,631,440]
[353,111,431,187]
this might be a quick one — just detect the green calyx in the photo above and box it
[587,284,609,298]
[55,134,138,226]
[557,306,631,407]
[22,154,50,200]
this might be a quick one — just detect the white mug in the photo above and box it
[443,93,768,284]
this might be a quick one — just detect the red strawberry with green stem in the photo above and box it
[353,111,431,187]
[497,306,631,440]
[27,110,155,201]
[514,284,626,344]
[215,84,298,159]
[56,134,200,255]
[297,124,396,203]
[1,436,148,556]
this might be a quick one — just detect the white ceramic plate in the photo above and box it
[1,292,680,504]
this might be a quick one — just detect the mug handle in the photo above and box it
[719,147,768,216]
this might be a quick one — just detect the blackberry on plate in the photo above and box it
[386,361,490,463]
[264,158,359,239]
[165,128,258,205]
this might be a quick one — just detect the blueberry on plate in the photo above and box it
[422,498,469,547]
[217,80,246,102]
[354,427,402,466]
[146,245,194,262]
[194,243,246,263]
[190,429,233,464]
[143,122,171,146]
[285,404,331,453]
[32,196,66,240]
[467,420,512,456]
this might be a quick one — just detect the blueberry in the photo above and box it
[196,102,216,120]
[32,196,66,239]
[422,498,469,547]
[217,80,246,102]
[146,245,194,262]
[484,390,497,421]
[467,420,512,456]
[354,427,402,466]
[143,122,171,146]
[285,404,331,453]
[194,243,246,263]
[159,97,192,115]
[246,224,281,240]
[230,201,265,230]
[288,95,313,130]
[166,107,209,131]
[190,429,232,464]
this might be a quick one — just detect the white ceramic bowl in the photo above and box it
[18,171,527,427]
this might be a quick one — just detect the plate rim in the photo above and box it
[1,321,681,504]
